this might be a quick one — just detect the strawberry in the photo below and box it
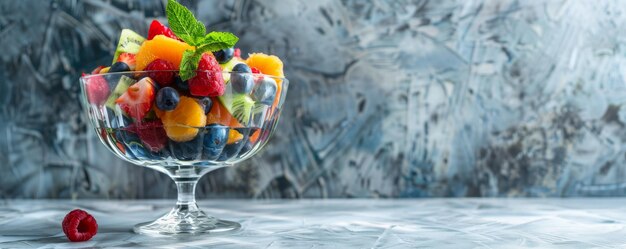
[116,77,156,120]
[116,53,136,70]
[233,48,241,58]
[188,53,225,97]
[145,59,175,87]
[129,120,168,152]
[147,20,179,41]
[85,75,110,105]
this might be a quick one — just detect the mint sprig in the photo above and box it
[166,0,239,80]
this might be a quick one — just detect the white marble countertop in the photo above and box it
[1,199,626,248]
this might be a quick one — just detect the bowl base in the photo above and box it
[133,204,241,235]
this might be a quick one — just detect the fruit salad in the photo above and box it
[80,0,285,165]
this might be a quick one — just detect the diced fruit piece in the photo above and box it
[91,66,105,74]
[112,29,145,64]
[109,62,131,73]
[115,77,156,120]
[232,63,251,73]
[213,48,234,63]
[252,76,277,105]
[249,129,261,143]
[148,20,179,41]
[203,124,228,160]
[135,35,194,71]
[231,64,254,94]
[188,53,225,97]
[156,87,180,111]
[105,76,136,109]
[162,96,206,142]
[250,67,260,74]
[233,48,241,58]
[145,59,176,86]
[206,97,243,127]
[246,53,284,107]
[99,67,110,73]
[218,94,255,125]
[227,129,243,144]
[246,53,284,79]
[171,136,202,161]
[153,105,165,119]
[130,120,168,152]
[116,53,136,70]
[85,75,110,105]
[62,209,98,242]
[199,97,213,114]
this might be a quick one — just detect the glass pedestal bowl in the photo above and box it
[79,70,288,235]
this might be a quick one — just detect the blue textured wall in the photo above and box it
[2,0,626,198]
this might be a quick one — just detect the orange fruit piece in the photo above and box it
[206,97,243,127]
[162,96,206,142]
[226,129,243,144]
[249,129,261,143]
[246,53,284,108]
[135,35,194,71]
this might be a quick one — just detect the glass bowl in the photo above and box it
[79,70,288,235]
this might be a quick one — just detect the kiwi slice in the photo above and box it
[112,29,145,64]
[218,94,255,125]
[105,76,136,109]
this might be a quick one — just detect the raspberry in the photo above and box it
[130,120,168,152]
[85,75,110,105]
[188,53,225,97]
[145,59,176,87]
[62,209,98,242]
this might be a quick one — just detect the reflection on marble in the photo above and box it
[3,0,626,198]
[2,199,626,248]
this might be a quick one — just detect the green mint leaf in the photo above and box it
[166,0,205,45]
[179,49,202,80]
[199,32,239,50]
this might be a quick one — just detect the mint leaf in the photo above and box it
[166,0,205,45]
[200,32,239,49]
[179,50,202,80]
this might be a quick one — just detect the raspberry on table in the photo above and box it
[62,209,98,242]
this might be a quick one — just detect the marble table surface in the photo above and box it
[1,199,626,248]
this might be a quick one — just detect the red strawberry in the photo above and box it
[116,77,156,120]
[148,20,179,40]
[85,75,110,105]
[233,48,241,58]
[250,67,260,74]
[188,53,225,97]
[130,120,168,152]
[117,53,136,70]
[90,66,105,74]
[62,209,98,242]
[145,59,175,87]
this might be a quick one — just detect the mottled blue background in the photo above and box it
[2,0,626,199]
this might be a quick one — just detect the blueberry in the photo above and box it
[106,108,132,129]
[232,63,251,73]
[199,97,213,115]
[156,87,179,111]
[171,136,203,161]
[213,48,234,64]
[202,124,229,160]
[174,76,189,92]
[252,77,277,105]
[231,73,254,94]
[238,141,253,156]
[109,62,131,73]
